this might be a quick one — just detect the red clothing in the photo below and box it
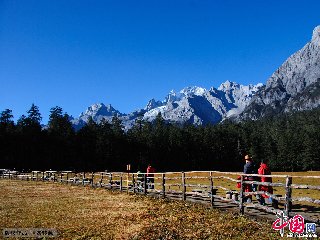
[258,163,273,198]
[147,166,155,178]
[237,175,252,192]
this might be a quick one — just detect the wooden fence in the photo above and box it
[1,170,320,224]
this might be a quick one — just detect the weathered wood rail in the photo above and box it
[1,170,320,224]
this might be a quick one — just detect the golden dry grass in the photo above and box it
[24,170,320,201]
[152,171,320,220]
[0,179,286,239]
[149,171,320,202]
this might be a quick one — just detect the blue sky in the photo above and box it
[1,1,320,124]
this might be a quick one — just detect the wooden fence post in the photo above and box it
[100,172,103,187]
[132,174,135,193]
[285,175,292,218]
[182,172,186,201]
[210,172,214,207]
[144,174,147,195]
[120,173,123,192]
[110,173,113,189]
[162,173,166,199]
[91,172,94,187]
[239,175,244,214]
[42,171,44,181]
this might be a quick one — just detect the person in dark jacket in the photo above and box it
[243,155,261,204]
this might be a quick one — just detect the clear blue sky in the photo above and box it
[1,1,319,124]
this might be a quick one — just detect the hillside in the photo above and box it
[240,26,320,120]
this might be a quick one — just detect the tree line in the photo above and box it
[1,104,320,173]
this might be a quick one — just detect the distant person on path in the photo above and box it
[243,155,261,204]
[258,159,278,208]
[136,168,143,192]
[147,164,155,189]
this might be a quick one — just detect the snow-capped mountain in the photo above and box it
[70,103,122,130]
[70,82,263,131]
[240,25,320,120]
[142,83,262,124]
[69,26,320,130]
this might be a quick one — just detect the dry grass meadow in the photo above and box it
[0,178,290,239]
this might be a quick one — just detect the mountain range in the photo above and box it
[70,82,262,131]
[70,25,320,131]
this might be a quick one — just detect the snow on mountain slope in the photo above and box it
[142,82,262,125]
[69,26,320,129]
[70,82,263,130]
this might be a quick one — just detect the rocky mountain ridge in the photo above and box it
[70,81,262,131]
[240,25,320,119]
[71,25,320,130]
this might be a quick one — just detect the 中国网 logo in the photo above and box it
[273,211,317,238]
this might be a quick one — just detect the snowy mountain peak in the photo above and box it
[71,82,263,131]
[141,82,263,124]
[164,90,182,103]
[180,86,207,96]
[144,98,164,111]
[241,26,320,120]
[163,86,207,104]
[218,80,239,91]
[312,25,320,46]
[79,103,120,120]
[85,103,105,115]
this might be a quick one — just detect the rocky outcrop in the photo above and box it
[241,26,320,120]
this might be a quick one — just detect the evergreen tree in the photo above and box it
[15,104,44,170]
[48,107,74,135]
[129,113,144,139]
[17,104,42,132]
[0,109,16,169]
[47,106,75,170]
[0,109,13,124]
[111,114,124,137]
[96,118,112,171]
[27,103,42,125]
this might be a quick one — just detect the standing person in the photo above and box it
[147,164,155,189]
[136,168,143,192]
[258,159,278,208]
[243,155,261,203]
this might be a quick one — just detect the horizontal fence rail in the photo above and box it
[1,170,320,224]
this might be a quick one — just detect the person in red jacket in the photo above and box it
[258,159,278,207]
[147,164,155,189]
